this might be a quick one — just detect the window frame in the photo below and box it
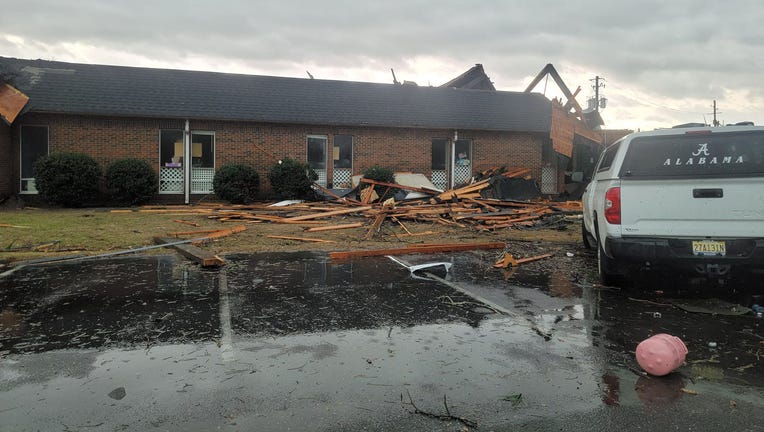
[19,125,49,194]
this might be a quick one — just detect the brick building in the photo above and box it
[0,57,590,204]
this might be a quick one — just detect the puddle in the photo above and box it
[0,251,762,431]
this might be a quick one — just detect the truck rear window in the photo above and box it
[619,131,764,178]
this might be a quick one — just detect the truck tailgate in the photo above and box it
[620,177,764,238]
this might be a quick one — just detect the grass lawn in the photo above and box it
[0,207,581,264]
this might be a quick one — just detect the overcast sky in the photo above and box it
[2,0,763,131]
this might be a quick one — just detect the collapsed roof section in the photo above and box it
[524,64,602,157]
[0,83,29,125]
[440,64,496,91]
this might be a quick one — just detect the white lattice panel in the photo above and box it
[160,167,184,193]
[314,169,327,187]
[333,169,352,189]
[541,166,557,194]
[453,165,471,187]
[431,170,447,190]
[192,167,215,193]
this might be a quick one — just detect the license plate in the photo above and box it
[692,240,726,256]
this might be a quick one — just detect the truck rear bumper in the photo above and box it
[606,237,764,269]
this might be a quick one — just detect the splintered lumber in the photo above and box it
[389,230,436,238]
[329,241,505,259]
[282,205,372,221]
[191,225,247,244]
[364,212,388,239]
[173,219,201,227]
[359,178,441,195]
[168,229,224,237]
[493,252,553,268]
[305,222,364,232]
[154,237,225,267]
[266,235,336,243]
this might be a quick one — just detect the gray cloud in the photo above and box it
[2,0,764,128]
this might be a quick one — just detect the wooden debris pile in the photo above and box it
[117,167,582,241]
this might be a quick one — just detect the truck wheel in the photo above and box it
[582,219,594,250]
[594,222,621,286]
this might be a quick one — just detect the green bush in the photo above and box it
[268,158,317,199]
[363,165,398,200]
[104,158,157,206]
[34,152,101,207]
[213,164,260,204]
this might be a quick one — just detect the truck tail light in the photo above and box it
[604,187,621,225]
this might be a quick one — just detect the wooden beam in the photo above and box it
[281,205,372,221]
[329,242,505,259]
[266,235,336,243]
[154,237,225,267]
[305,222,364,232]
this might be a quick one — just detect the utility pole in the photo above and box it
[589,76,606,112]
[711,100,721,126]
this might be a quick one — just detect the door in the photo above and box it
[308,135,328,187]
[332,135,353,189]
[431,139,448,190]
[190,132,215,193]
[159,129,215,194]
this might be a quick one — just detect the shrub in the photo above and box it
[34,152,101,207]
[213,164,260,204]
[268,158,317,199]
[104,158,157,206]
[363,166,398,200]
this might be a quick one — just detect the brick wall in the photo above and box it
[11,113,547,199]
[0,123,11,198]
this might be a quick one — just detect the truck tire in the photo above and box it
[582,219,594,250]
[597,242,621,286]
[594,220,621,286]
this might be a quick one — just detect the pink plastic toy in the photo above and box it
[635,333,688,376]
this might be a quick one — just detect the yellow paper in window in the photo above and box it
[192,143,202,157]
[333,146,340,160]
[174,141,183,158]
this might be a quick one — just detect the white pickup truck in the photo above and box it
[582,125,764,285]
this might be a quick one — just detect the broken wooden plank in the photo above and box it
[364,212,387,240]
[282,205,372,221]
[493,253,553,268]
[359,178,440,195]
[305,222,364,232]
[266,235,336,243]
[173,219,201,227]
[389,231,436,238]
[168,229,223,237]
[329,242,505,259]
[191,225,247,245]
[154,237,225,267]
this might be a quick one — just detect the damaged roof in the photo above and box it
[440,64,496,91]
[0,57,551,133]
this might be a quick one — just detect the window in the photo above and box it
[20,125,49,193]
[191,133,214,169]
[308,135,328,186]
[620,131,764,179]
[597,141,621,172]
[333,135,353,169]
[160,130,183,167]
[431,139,448,171]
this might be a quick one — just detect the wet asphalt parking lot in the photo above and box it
[0,250,762,431]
